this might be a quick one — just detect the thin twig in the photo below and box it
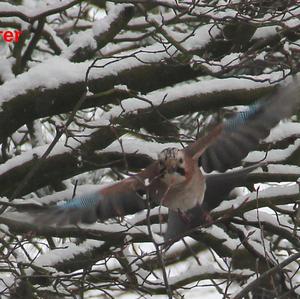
[232,252,300,299]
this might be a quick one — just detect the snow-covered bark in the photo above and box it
[0,1,300,298]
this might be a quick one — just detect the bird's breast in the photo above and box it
[161,171,186,185]
[162,170,206,211]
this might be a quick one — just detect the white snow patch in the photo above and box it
[93,4,131,36]
[104,76,273,119]
[33,239,103,269]
[265,122,300,142]
[245,139,300,163]
[204,225,242,250]
[0,142,72,176]
[62,29,97,59]
[214,184,299,213]
[0,42,178,106]
[266,164,300,175]
[102,138,180,159]
[0,57,15,82]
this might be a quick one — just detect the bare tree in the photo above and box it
[0,1,300,298]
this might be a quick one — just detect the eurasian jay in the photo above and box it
[31,78,300,240]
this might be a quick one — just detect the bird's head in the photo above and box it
[158,148,186,185]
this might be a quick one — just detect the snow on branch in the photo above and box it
[1,1,300,298]
[64,4,135,62]
[0,1,81,23]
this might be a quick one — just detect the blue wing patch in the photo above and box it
[225,102,263,130]
[57,192,101,210]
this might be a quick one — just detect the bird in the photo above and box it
[164,162,263,241]
[30,78,300,238]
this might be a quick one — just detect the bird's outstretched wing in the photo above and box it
[186,79,300,172]
[164,163,263,241]
[33,162,163,226]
